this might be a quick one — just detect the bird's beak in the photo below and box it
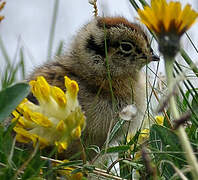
[151,54,160,61]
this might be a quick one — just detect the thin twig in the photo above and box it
[79,138,87,164]
[107,158,132,173]
[89,0,98,17]
[92,168,126,180]
[40,155,125,180]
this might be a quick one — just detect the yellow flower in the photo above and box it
[155,115,164,126]
[138,0,198,36]
[127,128,150,160]
[127,116,164,160]
[138,0,198,57]
[12,76,86,153]
[29,76,51,102]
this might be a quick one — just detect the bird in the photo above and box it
[27,16,159,160]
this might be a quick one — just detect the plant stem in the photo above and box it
[180,48,198,78]
[164,57,198,179]
[47,0,59,60]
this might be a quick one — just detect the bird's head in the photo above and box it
[70,17,159,80]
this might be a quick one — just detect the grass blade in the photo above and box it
[47,0,59,60]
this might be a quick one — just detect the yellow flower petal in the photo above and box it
[51,86,67,107]
[22,106,33,121]
[71,126,81,139]
[12,110,37,129]
[126,133,134,143]
[30,112,52,127]
[14,127,49,148]
[15,134,31,143]
[14,127,35,143]
[12,110,20,119]
[65,107,85,130]
[22,107,52,127]
[134,151,141,161]
[30,76,50,102]
[13,117,26,128]
[178,5,197,34]
[138,0,198,36]
[65,76,79,98]
[155,116,164,126]
[55,141,68,153]
[138,7,159,33]
[16,98,28,114]
[56,120,66,131]
[71,172,83,180]
[12,111,25,127]
[139,128,150,142]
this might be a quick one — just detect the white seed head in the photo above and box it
[119,104,137,121]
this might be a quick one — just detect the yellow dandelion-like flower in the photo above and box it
[12,76,86,153]
[138,0,198,36]
[138,0,198,57]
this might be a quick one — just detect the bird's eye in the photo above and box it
[120,42,133,54]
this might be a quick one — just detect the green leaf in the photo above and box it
[122,160,143,170]
[58,160,83,168]
[150,124,182,152]
[108,119,125,143]
[20,47,26,79]
[0,36,11,68]
[192,93,198,112]
[182,89,190,111]
[150,124,186,178]
[0,83,30,122]
[47,0,59,60]
[180,49,198,78]
[71,168,82,174]
[83,164,95,172]
[22,151,43,180]
[101,145,130,154]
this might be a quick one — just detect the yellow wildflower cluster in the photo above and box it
[138,0,198,36]
[0,1,5,22]
[127,116,164,160]
[12,76,86,152]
